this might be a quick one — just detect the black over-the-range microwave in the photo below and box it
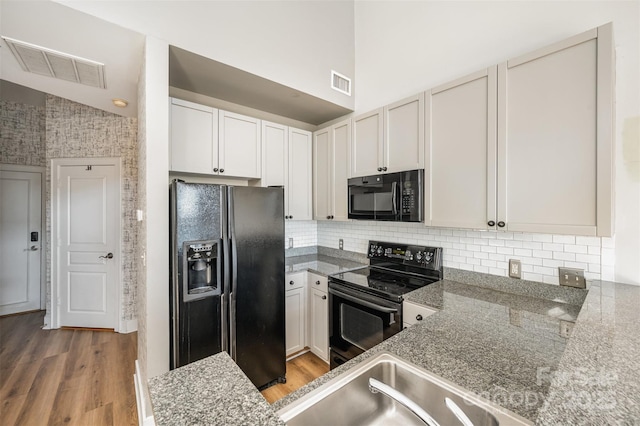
[347,169,423,222]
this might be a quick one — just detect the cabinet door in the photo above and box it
[285,287,305,356]
[170,98,217,174]
[262,121,288,187]
[219,110,261,178]
[331,120,351,221]
[351,108,383,177]
[498,26,612,236]
[426,68,497,230]
[309,287,329,362]
[384,94,424,173]
[287,128,313,220]
[313,127,331,220]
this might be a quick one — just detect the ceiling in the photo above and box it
[1,1,353,125]
[0,0,144,117]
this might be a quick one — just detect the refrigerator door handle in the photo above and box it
[228,188,238,361]
[218,237,227,353]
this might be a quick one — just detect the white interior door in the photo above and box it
[0,170,42,316]
[56,163,119,329]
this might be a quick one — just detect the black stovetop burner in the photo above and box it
[329,241,443,303]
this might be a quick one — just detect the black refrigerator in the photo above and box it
[169,180,286,389]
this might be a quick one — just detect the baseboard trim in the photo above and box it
[134,360,155,426]
[286,348,310,361]
[43,313,52,330]
[119,318,138,334]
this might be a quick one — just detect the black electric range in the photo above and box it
[329,242,444,303]
[328,241,443,369]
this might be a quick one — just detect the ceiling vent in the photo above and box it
[1,36,106,89]
[331,70,351,96]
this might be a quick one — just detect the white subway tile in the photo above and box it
[514,233,533,241]
[553,252,576,261]
[523,272,543,281]
[600,248,615,266]
[505,240,524,248]
[496,261,509,270]
[497,247,514,255]
[474,265,489,273]
[474,251,489,260]
[496,233,514,240]
[588,246,601,255]
[490,267,507,276]
[563,261,588,270]
[532,234,553,243]
[601,237,615,249]
[522,241,543,250]
[481,246,497,254]
[564,244,588,254]
[514,248,533,257]
[553,235,575,244]
[542,242,563,251]
[576,236,601,247]
[576,254,601,265]
[532,250,553,259]
[489,239,506,247]
[534,266,556,276]
[489,253,506,262]
[543,276,559,285]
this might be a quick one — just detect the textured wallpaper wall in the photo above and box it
[44,95,138,325]
[0,100,45,166]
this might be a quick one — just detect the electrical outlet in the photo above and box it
[339,239,344,250]
[559,267,586,289]
[288,238,293,249]
[509,259,521,279]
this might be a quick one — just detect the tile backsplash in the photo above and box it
[285,220,317,248]
[309,220,615,285]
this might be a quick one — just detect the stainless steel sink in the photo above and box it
[277,351,532,426]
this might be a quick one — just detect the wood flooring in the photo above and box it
[261,351,329,404]
[0,311,138,426]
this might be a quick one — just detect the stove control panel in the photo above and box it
[368,241,442,270]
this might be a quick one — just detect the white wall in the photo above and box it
[56,0,355,110]
[354,1,640,285]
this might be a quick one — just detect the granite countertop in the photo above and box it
[148,254,640,425]
[285,253,367,276]
[273,277,640,424]
[149,352,284,425]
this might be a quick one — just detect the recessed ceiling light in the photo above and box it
[112,98,128,108]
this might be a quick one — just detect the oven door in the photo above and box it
[328,283,402,369]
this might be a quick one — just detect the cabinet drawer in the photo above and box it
[403,301,437,326]
[308,272,328,293]
[286,272,306,290]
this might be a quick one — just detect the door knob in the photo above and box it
[99,253,114,259]
[26,245,39,251]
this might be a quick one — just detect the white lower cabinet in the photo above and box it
[285,272,306,356]
[307,273,329,362]
[403,301,437,329]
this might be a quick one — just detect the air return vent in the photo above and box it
[331,70,351,96]
[2,36,106,89]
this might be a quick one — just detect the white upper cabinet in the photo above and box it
[498,24,613,236]
[169,98,262,179]
[170,98,218,175]
[262,121,288,187]
[218,110,261,179]
[351,95,424,178]
[351,108,383,177]
[425,68,497,230]
[384,94,425,174]
[314,119,350,221]
[424,24,613,236]
[287,128,313,221]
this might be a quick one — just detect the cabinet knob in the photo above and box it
[290,215,293,219]
[219,169,224,173]
[488,221,496,227]
[416,314,423,321]
[315,280,320,285]
[377,167,382,172]
[327,215,331,220]
[330,215,334,219]
[289,281,294,285]
[322,295,327,300]
[213,168,219,172]
[497,221,506,228]
[382,167,388,172]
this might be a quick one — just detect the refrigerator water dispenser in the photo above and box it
[182,240,220,302]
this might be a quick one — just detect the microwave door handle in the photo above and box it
[391,181,398,217]
[329,287,398,314]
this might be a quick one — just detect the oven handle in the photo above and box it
[329,287,399,314]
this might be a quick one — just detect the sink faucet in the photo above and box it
[368,378,440,426]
